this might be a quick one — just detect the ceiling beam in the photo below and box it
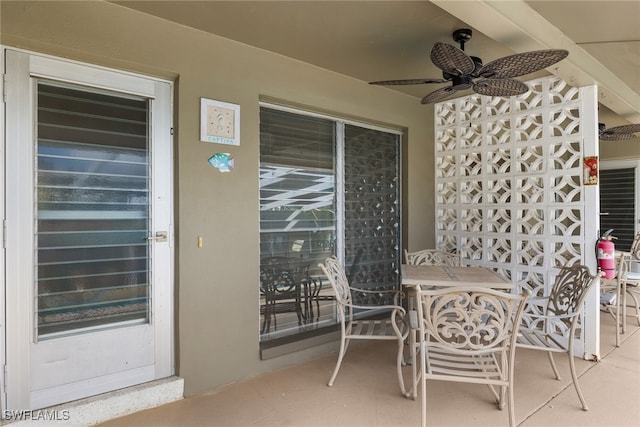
[431,0,640,124]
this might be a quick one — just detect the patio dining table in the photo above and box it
[400,264,515,399]
[401,264,513,289]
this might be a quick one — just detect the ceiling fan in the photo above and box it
[599,123,640,141]
[370,28,569,104]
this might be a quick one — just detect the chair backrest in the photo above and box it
[418,287,529,354]
[546,264,600,322]
[617,251,629,280]
[319,256,352,306]
[261,255,310,279]
[630,232,640,261]
[405,249,460,266]
[260,265,296,299]
[616,251,640,283]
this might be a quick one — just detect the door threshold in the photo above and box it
[2,376,183,426]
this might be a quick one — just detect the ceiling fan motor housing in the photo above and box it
[442,56,482,81]
[452,28,473,50]
[451,75,473,91]
[470,56,483,76]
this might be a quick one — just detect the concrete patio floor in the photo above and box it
[99,312,640,427]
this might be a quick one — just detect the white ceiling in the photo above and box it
[115,0,640,124]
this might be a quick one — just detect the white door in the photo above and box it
[3,49,174,410]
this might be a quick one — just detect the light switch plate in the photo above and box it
[200,98,240,145]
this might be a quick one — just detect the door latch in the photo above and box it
[147,231,168,242]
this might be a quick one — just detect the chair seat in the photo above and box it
[347,317,406,340]
[600,291,617,306]
[517,327,567,352]
[424,346,505,384]
[265,301,303,314]
[624,272,640,281]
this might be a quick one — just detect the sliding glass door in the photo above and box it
[258,105,401,346]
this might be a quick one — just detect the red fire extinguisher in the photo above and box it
[597,229,616,279]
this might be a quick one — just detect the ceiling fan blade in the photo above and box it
[421,86,458,104]
[430,42,475,76]
[600,132,638,141]
[604,124,640,135]
[478,49,569,79]
[472,78,529,97]
[369,78,448,85]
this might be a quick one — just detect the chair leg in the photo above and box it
[547,352,561,380]
[395,335,407,396]
[622,283,628,335]
[626,289,640,326]
[410,331,420,400]
[507,378,515,427]
[615,281,621,347]
[261,306,272,334]
[480,361,501,407]
[484,383,504,410]
[567,351,589,410]
[327,333,349,387]
[420,342,427,427]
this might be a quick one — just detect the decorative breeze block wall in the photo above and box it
[434,76,597,300]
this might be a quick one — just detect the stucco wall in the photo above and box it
[1,1,435,396]
[601,139,640,161]
[598,107,640,161]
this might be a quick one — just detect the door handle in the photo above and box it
[147,231,168,242]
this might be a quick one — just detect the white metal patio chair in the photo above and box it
[404,249,460,266]
[415,287,529,427]
[517,264,601,411]
[318,256,408,392]
[615,251,640,336]
[621,233,640,330]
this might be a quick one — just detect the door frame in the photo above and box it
[2,46,175,411]
[1,45,6,414]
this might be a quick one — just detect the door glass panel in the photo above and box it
[259,108,337,340]
[36,81,150,338]
[344,124,401,301]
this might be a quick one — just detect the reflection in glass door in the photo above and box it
[36,82,151,338]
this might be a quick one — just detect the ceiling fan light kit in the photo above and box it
[370,28,569,104]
